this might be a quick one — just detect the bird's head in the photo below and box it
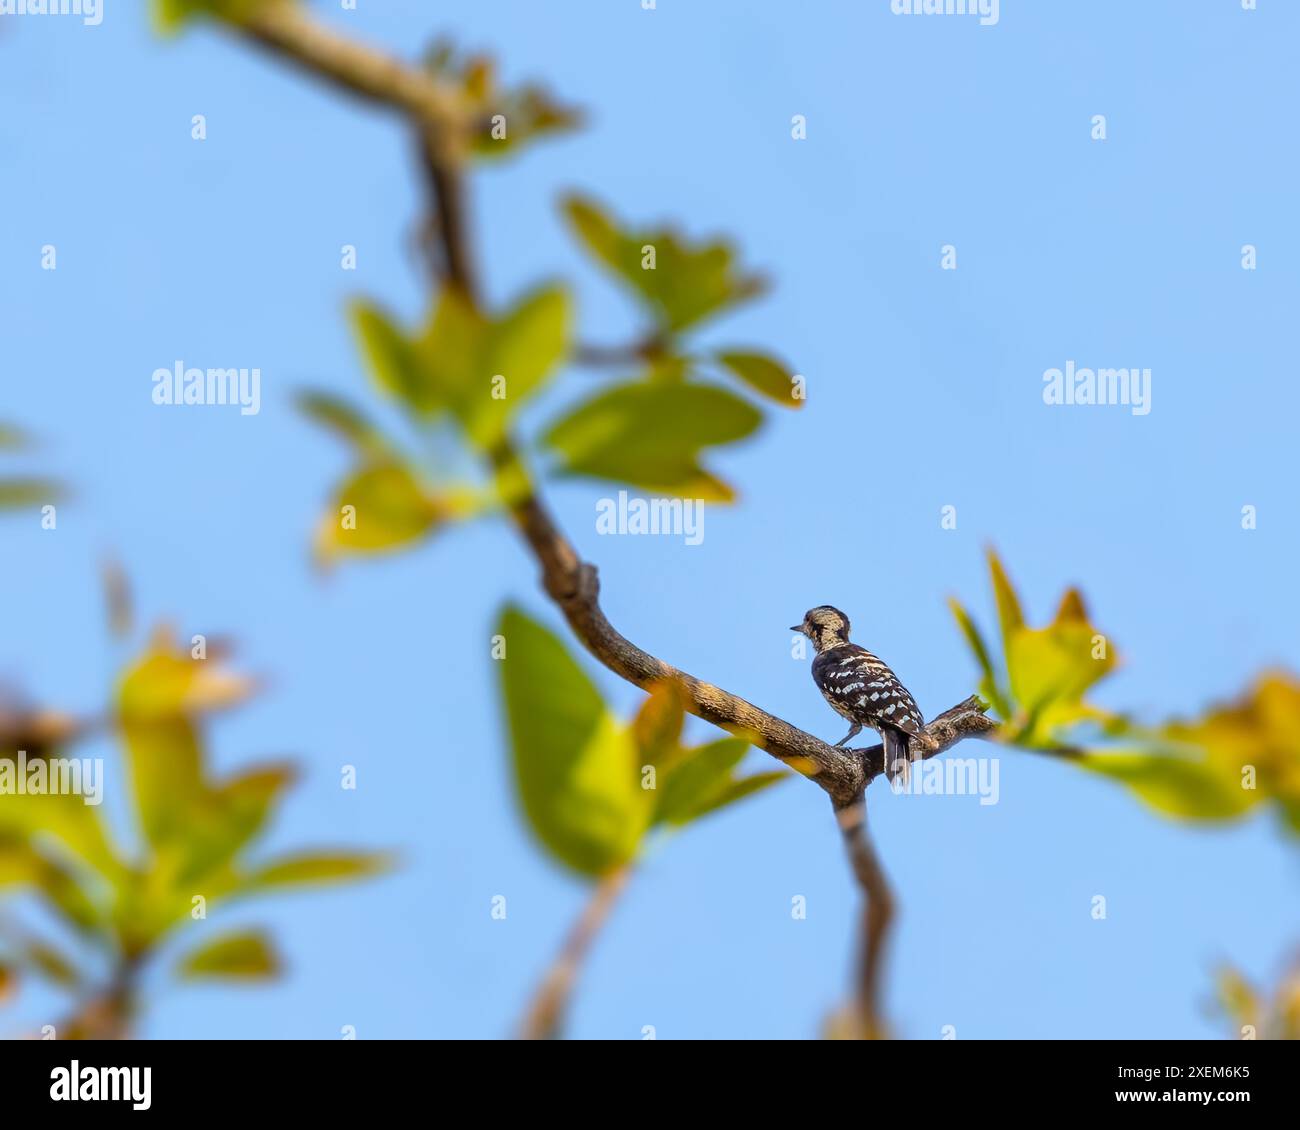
[791,605,851,651]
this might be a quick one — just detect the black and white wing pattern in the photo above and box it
[811,644,925,736]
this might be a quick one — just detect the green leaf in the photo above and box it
[315,460,445,561]
[562,195,766,332]
[0,839,106,939]
[947,596,1012,719]
[0,479,61,509]
[496,606,651,876]
[295,389,394,459]
[23,939,81,988]
[471,285,570,445]
[120,716,206,854]
[176,930,280,980]
[423,38,582,161]
[632,681,686,767]
[1080,750,1258,821]
[970,552,1116,747]
[237,851,392,894]
[173,762,299,886]
[655,738,749,825]
[154,0,285,34]
[417,287,484,417]
[401,284,570,446]
[714,350,803,407]
[1005,613,1115,744]
[116,637,258,865]
[986,547,1025,647]
[0,423,28,449]
[351,300,438,415]
[682,771,786,822]
[543,381,762,501]
[469,84,583,160]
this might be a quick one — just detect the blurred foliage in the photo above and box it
[147,10,1298,1041]
[1214,959,1300,1040]
[290,50,800,547]
[562,194,767,334]
[495,606,784,878]
[948,548,1118,747]
[153,0,278,33]
[952,548,1300,834]
[0,623,388,1036]
[423,38,582,160]
[544,381,761,502]
[0,422,60,511]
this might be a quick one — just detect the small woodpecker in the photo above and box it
[791,605,927,784]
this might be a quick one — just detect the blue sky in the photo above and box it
[2,0,1297,1039]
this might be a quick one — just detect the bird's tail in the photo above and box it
[883,726,912,789]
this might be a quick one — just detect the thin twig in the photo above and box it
[835,797,894,1038]
[517,865,632,1040]
[571,338,659,369]
[237,1,466,141]
[417,129,479,300]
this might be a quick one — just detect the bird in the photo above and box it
[791,605,929,785]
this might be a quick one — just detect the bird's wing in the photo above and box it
[819,646,926,735]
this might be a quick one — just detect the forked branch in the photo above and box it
[220,4,999,1040]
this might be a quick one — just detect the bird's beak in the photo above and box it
[789,624,804,633]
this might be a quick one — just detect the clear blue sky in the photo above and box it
[3,0,1298,1039]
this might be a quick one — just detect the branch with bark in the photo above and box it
[221,4,999,1039]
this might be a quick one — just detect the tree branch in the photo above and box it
[517,864,631,1040]
[417,129,479,299]
[491,443,997,806]
[220,3,1001,1040]
[835,798,893,1039]
[571,338,660,369]
[237,2,466,147]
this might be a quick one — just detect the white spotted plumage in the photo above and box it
[791,604,926,783]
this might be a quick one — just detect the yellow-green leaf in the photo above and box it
[172,762,299,886]
[543,381,762,501]
[0,839,106,938]
[714,350,803,407]
[683,771,786,822]
[296,389,394,459]
[315,460,445,561]
[0,784,123,881]
[176,930,280,980]
[0,479,61,508]
[562,195,766,332]
[351,300,439,415]
[1080,749,1257,821]
[24,940,81,988]
[632,681,686,767]
[497,606,650,876]
[655,738,749,825]
[947,596,1012,719]
[154,0,286,34]
[1006,620,1115,744]
[238,851,391,894]
[471,285,570,445]
[986,547,1024,646]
